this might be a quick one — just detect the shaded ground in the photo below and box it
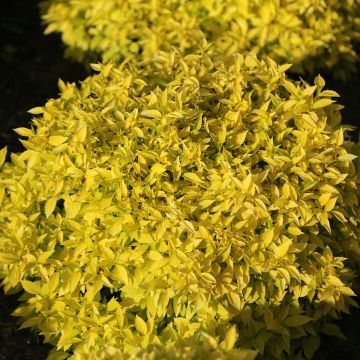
[0,1,359,359]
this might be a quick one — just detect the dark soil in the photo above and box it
[0,1,359,359]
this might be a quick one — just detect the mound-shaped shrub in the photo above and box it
[0,49,359,359]
[41,0,360,77]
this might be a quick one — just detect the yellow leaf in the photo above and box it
[109,220,123,236]
[21,280,40,295]
[135,315,147,335]
[113,265,128,284]
[102,63,113,77]
[184,172,202,184]
[199,199,215,208]
[200,272,217,283]
[339,286,356,296]
[319,212,331,233]
[101,275,114,288]
[242,174,252,192]
[327,275,344,287]
[149,163,166,176]
[14,127,33,137]
[64,198,82,219]
[278,64,293,72]
[314,75,325,88]
[338,153,358,162]
[286,266,301,282]
[235,130,248,145]
[331,211,347,222]
[70,271,81,293]
[45,197,57,218]
[224,325,238,351]
[141,110,162,118]
[27,107,43,115]
[312,98,334,109]
[38,250,54,263]
[283,80,298,96]
[277,268,290,284]
[273,239,292,259]
[76,126,87,142]
[324,197,337,212]
[261,228,274,247]
[107,297,120,312]
[0,146,7,169]
[319,192,331,207]
[288,226,303,236]
[19,317,41,330]
[302,86,317,97]
[49,272,59,293]
[320,184,338,194]
[48,135,68,147]
[147,250,163,260]
[227,292,242,310]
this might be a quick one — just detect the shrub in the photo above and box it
[0,49,359,359]
[41,0,360,77]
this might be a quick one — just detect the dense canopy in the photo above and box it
[0,49,359,359]
[42,0,360,77]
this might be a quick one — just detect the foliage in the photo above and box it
[72,326,258,360]
[0,49,359,359]
[41,0,360,77]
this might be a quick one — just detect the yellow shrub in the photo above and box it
[41,0,360,77]
[0,49,359,359]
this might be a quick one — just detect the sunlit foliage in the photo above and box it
[41,0,360,77]
[0,49,359,359]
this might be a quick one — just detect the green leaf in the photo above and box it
[320,323,347,340]
[283,315,312,327]
[303,335,320,360]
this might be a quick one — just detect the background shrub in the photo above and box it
[41,0,360,77]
